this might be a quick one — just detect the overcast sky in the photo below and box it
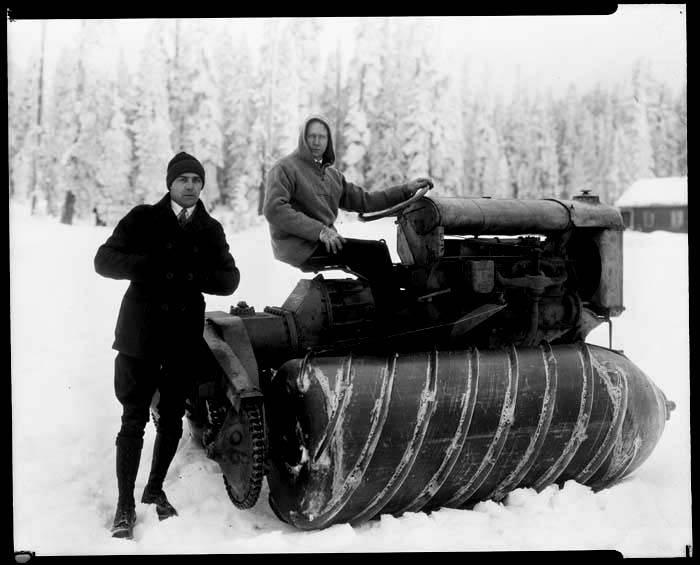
[7,6,686,96]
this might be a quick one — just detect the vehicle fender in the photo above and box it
[204,312,262,401]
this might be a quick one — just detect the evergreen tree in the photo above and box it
[293,18,323,120]
[42,44,82,217]
[320,40,349,166]
[429,73,467,197]
[366,18,407,188]
[498,71,531,198]
[606,126,628,203]
[343,17,388,186]
[620,61,655,184]
[7,22,51,216]
[213,25,259,230]
[526,92,559,197]
[342,101,371,184]
[675,83,687,175]
[471,93,507,197]
[132,20,174,205]
[366,103,404,188]
[250,19,302,216]
[116,51,139,198]
[8,58,38,205]
[646,79,677,178]
[173,20,224,210]
[394,19,434,181]
[9,23,50,214]
[459,57,479,196]
[61,20,123,221]
[97,86,133,220]
[169,19,186,152]
[553,86,584,198]
[213,24,255,210]
[595,89,618,203]
[576,105,599,192]
[7,37,19,200]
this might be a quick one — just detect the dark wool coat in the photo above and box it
[263,114,413,267]
[94,194,239,360]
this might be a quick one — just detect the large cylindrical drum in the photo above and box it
[265,343,671,530]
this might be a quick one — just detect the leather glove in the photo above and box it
[319,226,345,254]
[405,177,434,196]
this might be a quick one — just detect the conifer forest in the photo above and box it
[8,17,687,232]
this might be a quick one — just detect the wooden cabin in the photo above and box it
[615,177,688,233]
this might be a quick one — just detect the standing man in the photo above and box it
[94,152,239,539]
[263,114,432,312]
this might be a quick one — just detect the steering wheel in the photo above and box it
[358,182,433,222]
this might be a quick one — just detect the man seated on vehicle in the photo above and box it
[263,114,432,314]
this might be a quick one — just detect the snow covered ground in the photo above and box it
[10,203,691,557]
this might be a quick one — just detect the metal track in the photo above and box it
[218,401,266,510]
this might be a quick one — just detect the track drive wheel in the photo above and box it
[210,400,266,509]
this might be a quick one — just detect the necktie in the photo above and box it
[177,208,188,227]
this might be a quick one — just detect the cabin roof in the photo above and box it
[615,176,688,208]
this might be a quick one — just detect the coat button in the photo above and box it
[166,272,174,280]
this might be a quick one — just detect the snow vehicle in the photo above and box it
[182,188,676,530]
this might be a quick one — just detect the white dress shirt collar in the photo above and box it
[171,200,195,219]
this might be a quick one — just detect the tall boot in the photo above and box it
[111,436,143,539]
[141,432,180,520]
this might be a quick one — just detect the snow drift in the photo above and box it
[10,204,691,557]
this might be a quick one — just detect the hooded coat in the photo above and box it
[94,193,239,359]
[263,114,413,267]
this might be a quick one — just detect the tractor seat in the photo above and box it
[300,254,355,275]
[299,238,394,282]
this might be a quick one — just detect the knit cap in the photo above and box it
[166,152,206,189]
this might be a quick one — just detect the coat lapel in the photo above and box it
[154,193,177,222]
[154,192,210,231]
[186,200,210,232]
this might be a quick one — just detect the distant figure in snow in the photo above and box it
[93,206,107,226]
[94,152,240,539]
[263,114,432,313]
